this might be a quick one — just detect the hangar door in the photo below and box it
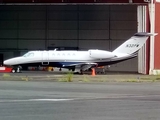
[0,5,137,72]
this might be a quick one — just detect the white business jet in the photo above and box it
[3,32,157,73]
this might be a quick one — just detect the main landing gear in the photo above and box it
[11,66,21,73]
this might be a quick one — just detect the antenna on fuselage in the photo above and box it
[54,48,57,51]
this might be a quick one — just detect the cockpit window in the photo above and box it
[23,52,34,57]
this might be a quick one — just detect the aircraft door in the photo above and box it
[42,51,49,65]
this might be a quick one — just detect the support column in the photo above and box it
[148,0,155,74]
[150,1,160,75]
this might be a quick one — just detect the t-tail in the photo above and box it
[112,32,158,56]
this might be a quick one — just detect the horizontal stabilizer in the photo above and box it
[133,32,158,37]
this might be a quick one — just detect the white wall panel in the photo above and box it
[137,6,147,74]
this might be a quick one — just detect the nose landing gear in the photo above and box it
[11,67,21,73]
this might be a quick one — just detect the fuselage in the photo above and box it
[4,50,113,63]
[4,50,122,68]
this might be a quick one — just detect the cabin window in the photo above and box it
[23,52,34,57]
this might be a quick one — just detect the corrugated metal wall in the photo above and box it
[0,5,137,71]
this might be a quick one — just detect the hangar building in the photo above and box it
[0,0,159,74]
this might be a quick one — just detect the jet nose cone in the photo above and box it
[3,57,22,66]
[3,60,9,65]
[3,59,15,66]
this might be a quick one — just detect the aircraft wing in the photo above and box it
[61,62,98,71]
[80,63,98,71]
[62,62,97,67]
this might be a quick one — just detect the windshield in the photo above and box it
[23,52,34,57]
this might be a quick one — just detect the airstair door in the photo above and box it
[42,51,49,65]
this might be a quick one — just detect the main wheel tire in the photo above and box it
[12,69,16,73]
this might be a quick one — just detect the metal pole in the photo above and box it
[149,0,155,74]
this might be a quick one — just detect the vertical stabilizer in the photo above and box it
[112,32,157,55]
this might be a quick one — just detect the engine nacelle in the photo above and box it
[89,50,116,59]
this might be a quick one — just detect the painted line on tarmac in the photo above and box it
[1,94,159,103]
[28,99,74,101]
[0,99,74,102]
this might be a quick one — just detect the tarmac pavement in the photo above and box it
[0,81,160,120]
